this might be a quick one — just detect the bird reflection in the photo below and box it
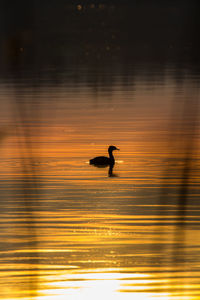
[90,145,119,177]
[108,163,118,177]
[90,162,118,177]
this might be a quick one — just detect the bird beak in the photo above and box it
[116,148,120,150]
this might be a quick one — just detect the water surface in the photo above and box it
[0,2,200,300]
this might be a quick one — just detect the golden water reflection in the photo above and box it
[1,205,200,300]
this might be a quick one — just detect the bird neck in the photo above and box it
[108,150,114,160]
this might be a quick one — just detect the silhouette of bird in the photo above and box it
[90,145,120,166]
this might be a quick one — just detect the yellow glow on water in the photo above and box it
[21,269,198,300]
[39,270,154,300]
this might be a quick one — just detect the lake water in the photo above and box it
[0,2,200,300]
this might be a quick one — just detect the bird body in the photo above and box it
[90,146,119,166]
[90,156,111,165]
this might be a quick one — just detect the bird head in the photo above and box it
[108,145,120,152]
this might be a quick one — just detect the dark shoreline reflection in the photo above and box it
[0,1,200,87]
